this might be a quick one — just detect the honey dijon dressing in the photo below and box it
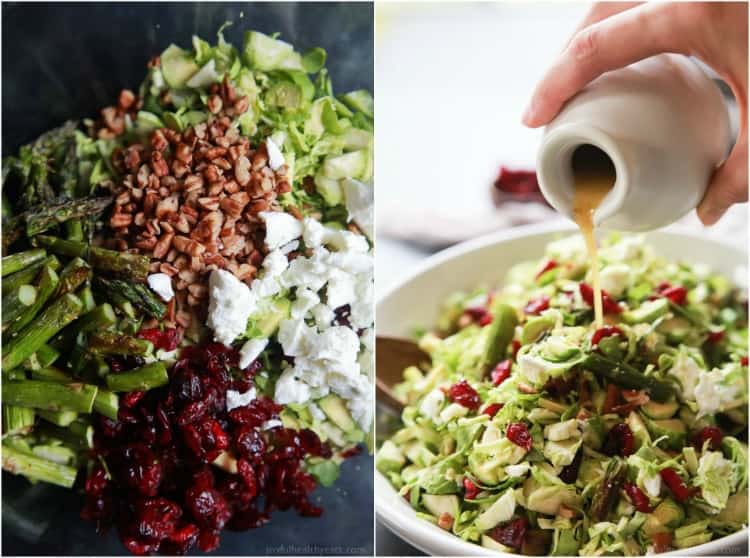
[571,145,616,328]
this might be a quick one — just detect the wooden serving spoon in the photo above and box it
[375,335,431,415]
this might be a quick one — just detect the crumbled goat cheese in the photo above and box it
[342,179,373,239]
[226,387,257,411]
[265,138,285,170]
[312,303,335,329]
[206,270,256,346]
[291,288,320,319]
[599,264,631,297]
[147,273,175,302]
[668,351,703,400]
[274,366,314,405]
[642,472,661,498]
[420,389,445,423]
[694,364,740,418]
[260,211,303,250]
[238,338,269,369]
[245,214,373,431]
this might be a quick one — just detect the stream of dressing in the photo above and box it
[571,145,616,328]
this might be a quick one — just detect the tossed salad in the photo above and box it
[2,26,372,554]
[377,234,747,555]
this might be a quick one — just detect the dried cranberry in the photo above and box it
[83,341,328,555]
[659,468,695,502]
[692,426,723,451]
[602,423,634,456]
[298,428,331,458]
[511,340,521,360]
[742,356,749,366]
[483,403,504,418]
[85,465,109,496]
[340,445,362,458]
[177,400,208,426]
[172,370,203,402]
[591,326,623,348]
[463,477,480,499]
[491,360,512,386]
[580,283,623,314]
[535,259,558,280]
[197,530,221,552]
[237,459,259,498]
[661,286,687,305]
[164,523,199,554]
[122,390,146,408]
[478,313,493,327]
[121,536,160,555]
[464,307,492,327]
[706,329,725,344]
[488,517,528,549]
[447,380,481,410]
[506,423,532,451]
[624,482,652,512]
[186,486,232,530]
[183,419,229,462]
[558,450,582,484]
[121,444,163,497]
[135,497,181,540]
[235,426,267,461]
[137,327,181,351]
[524,296,550,315]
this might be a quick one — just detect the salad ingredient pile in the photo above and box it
[377,234,747,556]
[2,26,373,555]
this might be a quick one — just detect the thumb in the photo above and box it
[697,134,748,225]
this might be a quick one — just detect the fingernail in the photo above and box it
[521,103,536,126]
[697,205,719,226]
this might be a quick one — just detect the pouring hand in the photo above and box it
[522,2,747,226]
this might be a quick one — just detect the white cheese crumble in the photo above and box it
[642,472,661,498]
[206,270,256,346]
[226,387,257,411]
[260,211,303,250]
[419,389,445,423]
[147,273,175,302]
[265,137,285,170]
[342,178,373,239]
[241,216,374,431]
[668,351,703,400]
[599,264,631,297]
[238,338,268,369]
[694,364,741,418]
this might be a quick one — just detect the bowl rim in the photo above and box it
[375,221,748,556]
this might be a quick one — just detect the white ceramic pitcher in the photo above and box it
[536,54,732,231]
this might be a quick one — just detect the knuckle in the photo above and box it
[569,27,599,61]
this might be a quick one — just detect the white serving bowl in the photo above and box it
[376,222,748,556]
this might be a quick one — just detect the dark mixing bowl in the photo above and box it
[1,2,373,555]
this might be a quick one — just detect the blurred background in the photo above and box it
[375,2,746,555]
[2,2,373,555]
[375,1,747,301]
